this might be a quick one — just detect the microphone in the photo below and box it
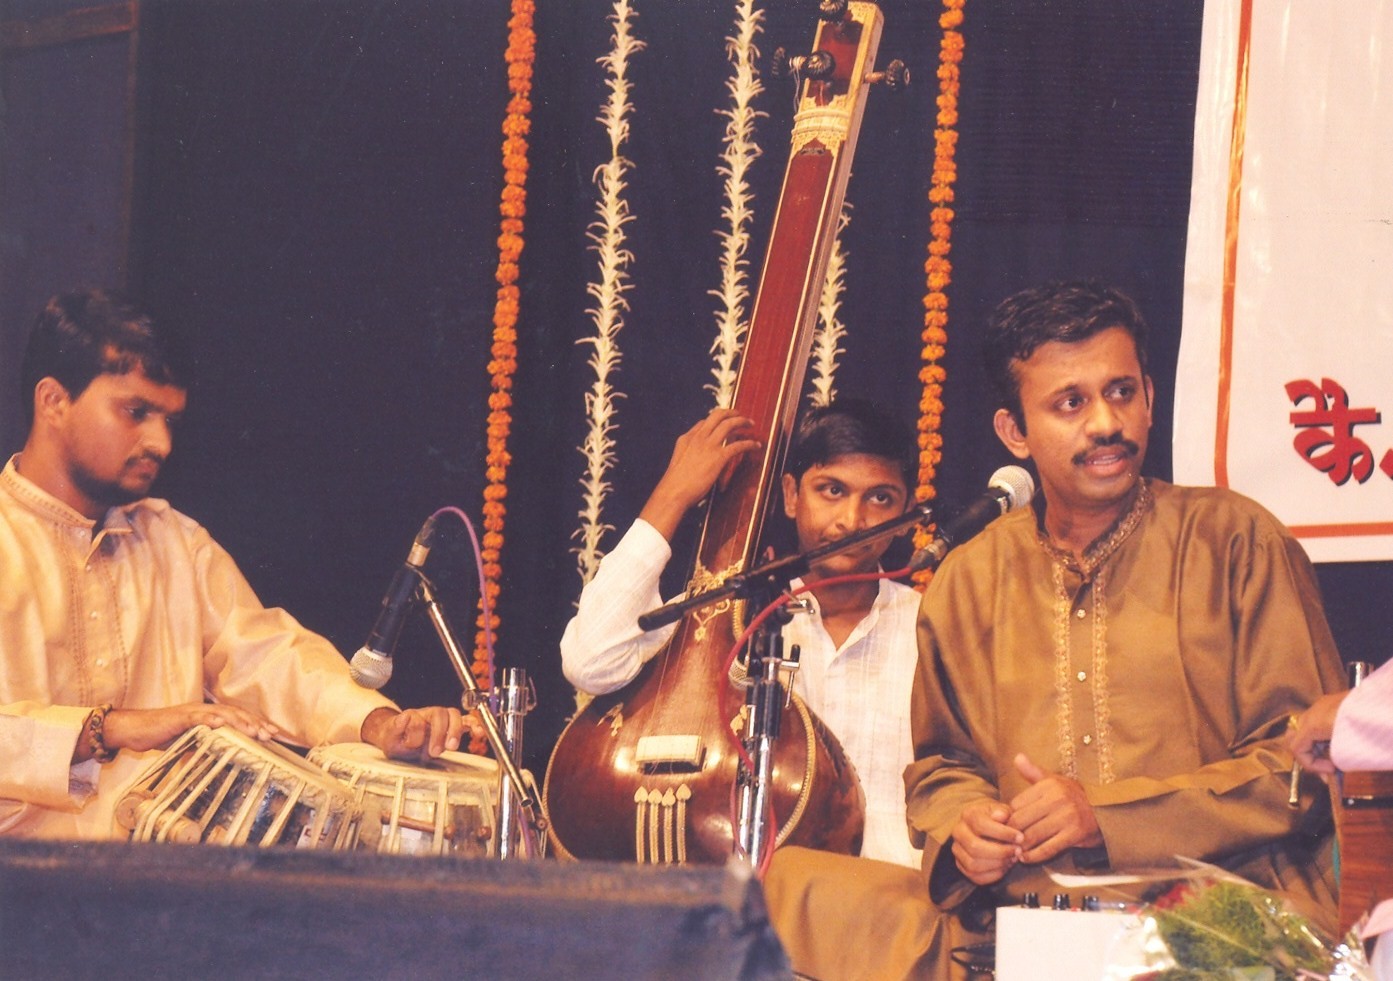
[909,465,1035,572]
[350,517,436,689]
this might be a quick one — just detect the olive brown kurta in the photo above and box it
[908,478,1344,922]
[766,480,1344,979]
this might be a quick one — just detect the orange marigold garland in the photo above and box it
[913,0,964,589]
[473,0,536,749]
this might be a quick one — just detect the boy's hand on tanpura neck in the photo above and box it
[639,408,761,541]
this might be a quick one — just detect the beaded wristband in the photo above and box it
[86,703,116,763]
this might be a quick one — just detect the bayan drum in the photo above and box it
[114,725,358,848]
[307,742,510,857]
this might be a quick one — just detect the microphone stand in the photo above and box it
[635,500,934,867]
[414,574,547,859]
[495,667,535,859]
[732,575,799,866]
[637,499,933,632]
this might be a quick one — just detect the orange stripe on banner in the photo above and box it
[1214,0,1253,489]
[1289,522,1393,540]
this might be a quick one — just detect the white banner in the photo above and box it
[1175,0,1393,562]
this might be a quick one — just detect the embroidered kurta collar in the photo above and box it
[1035,478,1154,581]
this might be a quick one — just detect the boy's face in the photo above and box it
[781,452,910,579]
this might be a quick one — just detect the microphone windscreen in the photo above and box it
[988,465,1035,511]
[349,647,393,689]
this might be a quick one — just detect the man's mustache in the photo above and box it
[1072,433,1140,466]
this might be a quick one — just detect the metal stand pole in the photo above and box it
[734,603,800,867]
[495,667,538,859]
[415,577,547,855]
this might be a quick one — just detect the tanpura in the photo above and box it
[545,1,905,865]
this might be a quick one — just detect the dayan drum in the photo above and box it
[114,725,358,849]
[306,742,508,858]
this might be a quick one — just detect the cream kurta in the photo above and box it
[0,456,395,839]
[907,479,1345,925]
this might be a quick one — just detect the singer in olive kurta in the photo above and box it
[763,283,1347,981]
[907,477,1345,927]
[764,479,1345,981]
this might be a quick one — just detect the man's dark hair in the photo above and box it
[785,398,917,490]
[983,281,1150,426]
[20,289,185,427]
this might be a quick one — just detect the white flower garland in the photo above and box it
[707,0,766,408]
[808,205,852,407]
[574,0,645,585]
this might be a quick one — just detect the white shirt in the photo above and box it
[1330,658,1393,972]
[1332,658,1393,772]
[560,519,923,868]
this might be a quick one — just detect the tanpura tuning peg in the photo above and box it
[770,46,836,82]
[866,59,910,91]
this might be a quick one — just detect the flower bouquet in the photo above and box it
[1075,863,1375,980]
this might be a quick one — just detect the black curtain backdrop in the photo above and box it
[127,0,1391,774]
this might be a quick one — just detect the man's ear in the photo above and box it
[993,407,1032,461]
[781,472,799,519]
[33,377,71,427]
[1144,374,1155,422]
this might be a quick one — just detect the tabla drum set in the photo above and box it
[113,669,544,859]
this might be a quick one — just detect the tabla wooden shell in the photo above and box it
[307,742,509,857]
[114,725,358,849]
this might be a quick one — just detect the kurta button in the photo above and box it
[1075,608,1086,619]
[1082,734,1093,745]
[89,611,98,620]
[96,659,106,667]
[1076,671,1087,682]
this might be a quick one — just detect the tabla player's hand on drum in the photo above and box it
[361,706,472,762]
[462,708,488,752]
[95,703,279,759]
